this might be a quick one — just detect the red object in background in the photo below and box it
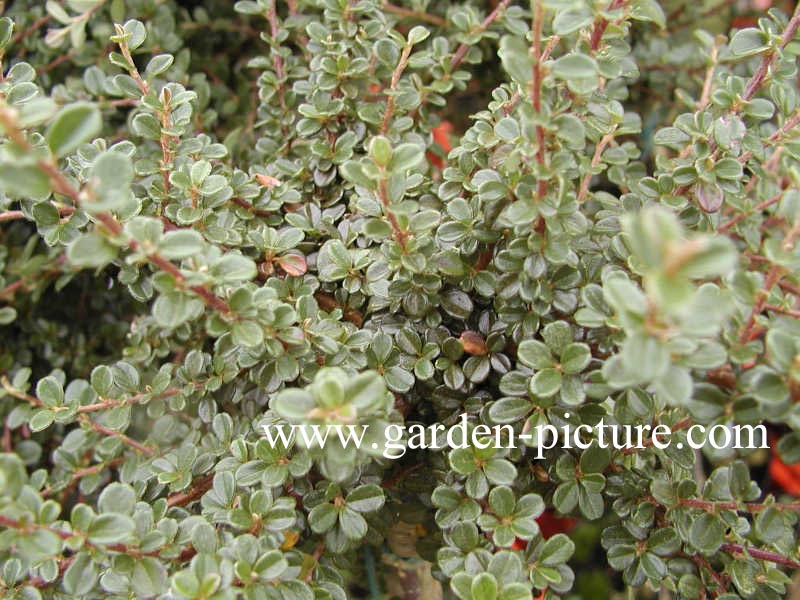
[427,121,454,169]
[537,511,577,538]
[770,448,800,496]
[510,511,577,550]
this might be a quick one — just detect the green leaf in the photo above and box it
[29,409,55,432]
[540,533,575,566]
[407,25,430,45]
[89,150,133,213]
[494,118,520,141]
[87,513,135,544]
[484,458,516,485]
[145,54,174,77]
[517,340,553,369]
[272,389,316,421]
[212,253,256,282]
[317,239,351,281]
[46,103,101,157]
[488,397,532,424]
[755,507,784,543]
[158,230,205,260]
[471,573,498,600]
[36,376,63,408]
[579,444,610,474]
[630,0,665,28]
[63,553,97,596]
[388,143,424,171]
[729,28,768,57]
[308,502,338,533]
[346,484,385,513]
[499,35,532,85]
[131,557,167,598]
[339,507,368,539]
[679,239,737,278]
[488,485,516,517]
[98,482,136,515]
[67,232,118,268]
[689,513,724,554]
[529,368,562,397]
[553,7,593,35]
[0,17,14,51]
[647,527,680,556]
[561,343,591,374]
[714,158,743,180]
[368,136,392,167]
[172,571,200,598]
[551,53,598,80]
[0,165,52,199]
[750,371,789,404]
[0,307,17,325]
[122,19,147,50]
[347,372,386,412]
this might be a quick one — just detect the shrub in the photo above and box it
[1,0,800,598]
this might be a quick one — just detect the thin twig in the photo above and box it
[721,543,800,570]
[577,129,616,201]
[382,2,448,27]
[450,0,513,70]
[380,43,413,135]
[531,0,547,199]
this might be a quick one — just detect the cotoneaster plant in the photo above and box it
[1,0,800,598]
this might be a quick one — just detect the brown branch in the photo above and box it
[1,376,44,407]
[87,420,154,455]
[0,514,199,568]
[37,51,75,75]
[741,3,800,104]
[266,0,289,122]
[166,472,215,507]
[577,129,616,201]
[0,105,233,315]
[589,0,626,52]
[76,386,184,413]
[450,0,513,70]
[380,42,413,135]
[0,279,26,301]
[0,206,75,223]
[692,553,728,595]
[679,497,800,514]
[778,280,800,298]
[230,196,272,217]
[717,190,784,233]
[377,178,409,252]
[304,540,326,583]
[764,304,800,318]
[531,0,547,199]
[114,24,150,96]
[738,109,800,165]
[696,41,719,111]
[721,543,800,570]
[738,263,783,344]
[41,457,125,498]
[382,2,448,27]
[11,14,51,48]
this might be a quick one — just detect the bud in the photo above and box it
[256,173,281,188]
[459,330,488,356]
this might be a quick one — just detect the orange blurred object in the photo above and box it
[537,511,577,538]
[770,448,800,496]
[427,121,454,169]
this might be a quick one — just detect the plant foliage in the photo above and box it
[1,0,800,598]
